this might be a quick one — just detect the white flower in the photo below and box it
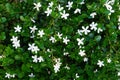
[77,38,84,46]
[118,72,120,76]
[66,1,73,10]
[10,74,15,78]
[11,36,18,42]
[11,36,20,49]
[32,55,44,63]
[48,2,53,8]
[37,30,45,37]
[75,73,80,79]
[28,43,40,53]
[57,4,64,11]
[53,58,62,73]
[107,58,111,63]
[83,57,88,62]
[64,65,70,70]
[63,36,70,45]
[63,52,69,56]
[74,8,81,14]
[49,36,56,43]
[57,32,62,39]
[90,12,97,18]
[60,10,69,19]
[90,22,98,31]
[33,2,41,11]
[80,0,85,5]
[28,73,35,78]
[5,73,11,79]
[29,26,38,33]
[82,26,90,35]
[32,55,38,63]
[97,60,104,67]
[14,25,22,32]
[13,40,20,49]
[38,56,44,62]
[79,50,86,57]
[97,28,103,33]
[45,7,52,16]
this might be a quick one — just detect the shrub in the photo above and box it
[0,0,120,80]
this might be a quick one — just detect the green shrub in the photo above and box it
[0,0,120,80]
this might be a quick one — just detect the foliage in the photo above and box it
[0,0,120,80]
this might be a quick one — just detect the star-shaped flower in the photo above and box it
[38,56,44,62]
[33,2,41,11]
[97,28,103,33]
[76,38,84,46]
[57,4,64,11]
[11,36,18,42]
[29,26,38,33]
[60,10,69,19]
[107,58,111,63]
[90,22,98,31]
[49,36,56,43]
[14,25,22,32]
[79,50,86,57]
[28,43,40,53]
[74,8,81,14]
[90,12,97,18]
[57,32,62,39]
[45,7,52,16]
[13,40,20,49]
[63,36,70,45]
[97,60,104,67]
[66,1,73,10]
[82,26,90,35]
[48,2,53,8]
[37,30,45,37]
[28,73,35,78]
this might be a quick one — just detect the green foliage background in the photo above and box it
[0,0,120,80]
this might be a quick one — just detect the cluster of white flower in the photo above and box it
[32,55,44,63]
[11,36,20,49]
[104,0,115,15]
[53,58,62,73]
[28,43,40,53]
[5,73,15,79]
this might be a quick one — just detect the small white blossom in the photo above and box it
[63,36,70,45]
[13,40,20,49]
[49,36,56,43]
[63,52,69,56]
[53,58,62,73]
[48,2,53,8]
[60,10,69,19]
[97,60,104,67]
[118,72,120,76]
[64,65,70,70]
[57,32,62,39]
[29,26,38,33]
[57,4,64,11]
[32,55,38,63]
[75,73,80,79]
[28,73,35,78]
[90,22,98,31]
[5,73,11,79]
[33,2,41,11]
[14,25,22,32]
[38,56,44,62]
[66,1,73,10]
[83,57,88,62]
[82,26,90,35]
[77,38,84,46]
[45,7,52,16]
[90,12,97,18]
[107,58,111,63]
[28,43,40,53]
[74,8,81,14]
[97,28,103,33]
[11,36,18,42]
[79,50,86,57]
[37,30,45,37]
[80,0,85,5]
